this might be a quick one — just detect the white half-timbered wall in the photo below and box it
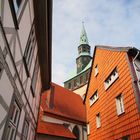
[0,0,42,140]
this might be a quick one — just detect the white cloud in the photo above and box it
[52,0,140,86]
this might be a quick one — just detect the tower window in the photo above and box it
[80,76,83,84]
[86,72,89,82]
[68,82,71,89]
[74,79,77,87]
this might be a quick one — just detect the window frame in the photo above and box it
[31,56,39,97]
[12,0,22,14]
[68,82,71,89]
[8,0,27,29]
[104,68,119,90]
[74,79,77,88]
[23,23,36,77]
[116,94,125,115]
[87,123,90,135]
[96,113,101,128]
[0,61,4,79]
[86,72,89,82]
[22,119,29,140]
[80,75,83,84]
[90,90,98,106]
[122,135,130,140]
[94,65,98,77]
[3,96,21,140]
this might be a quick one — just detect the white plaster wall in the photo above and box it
[29,0,34,23]
[73,84,87,98]
[0,70,13,139]
[0,0,42,140]
[18,1,32,53]
[3,0,15,28]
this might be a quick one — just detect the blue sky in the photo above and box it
[52,0,140,86]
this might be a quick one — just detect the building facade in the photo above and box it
[37,83,87,140]
[84,46,140,139]
[64,24,92,98]
[0,0,52,140]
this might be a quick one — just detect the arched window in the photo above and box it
[72,126,80,140]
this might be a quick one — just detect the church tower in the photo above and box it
[76,23,92,73]
[64,23,92,99]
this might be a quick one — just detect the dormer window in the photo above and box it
[94,65,98,76]
[104,68,119,90]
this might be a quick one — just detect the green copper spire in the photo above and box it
[80,22,89,45]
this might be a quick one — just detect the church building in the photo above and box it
[64,23,92,99]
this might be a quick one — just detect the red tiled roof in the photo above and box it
[41,83,86,123]
[37,121,76,139]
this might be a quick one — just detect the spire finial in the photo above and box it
[80,22,88,45]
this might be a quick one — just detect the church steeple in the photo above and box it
[76,23,92,73]
[80,22,89,45]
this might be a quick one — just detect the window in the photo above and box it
[13,0,22,13]
[68,82,71,89]
[90,91,98,106]
[74,79,77,87]
[104,68,118,90]
[116,94,125,115]
[22,120,29,140]
[122,136,130,140]
[87,123,90,135]
[31,57,39,96]
[94,65,98,76]
[0,61,3,78]
[80,76,83,84]
[83,47,86,52]
[5,101,21,140]
[0,0,2,17]
[23,25,36,76]
[86,72,89,82]
[96,113,101,128]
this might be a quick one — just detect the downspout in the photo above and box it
[133,50,140,82]
[130,50,140,112]
[133,50,139,64]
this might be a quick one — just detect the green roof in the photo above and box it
[64,60,92,82]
